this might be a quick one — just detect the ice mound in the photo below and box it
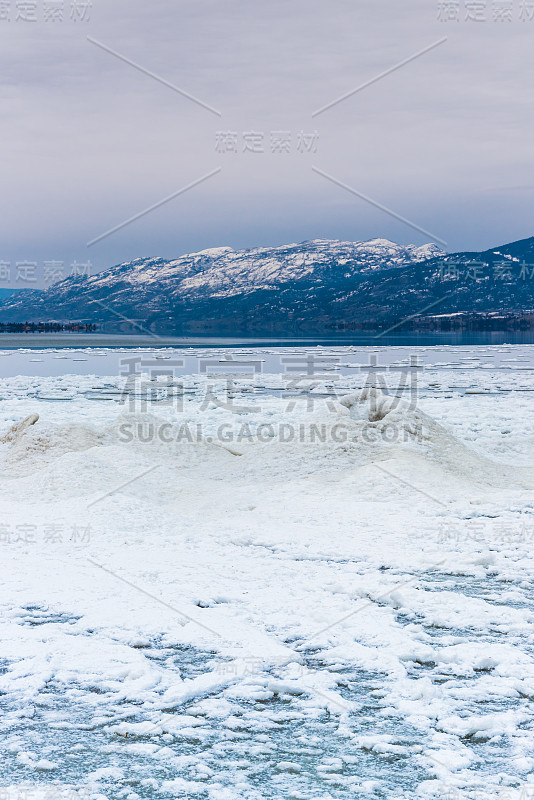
[338,386,429,440]
[109,394,529,491]
[339,387,411,422]
[0,414,106,474]
[337,388,532,489]
[0,413,39,443]
[2,392,528,497]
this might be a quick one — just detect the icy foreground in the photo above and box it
[1,347,534,800]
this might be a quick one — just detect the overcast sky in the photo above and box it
[1,0,533,286]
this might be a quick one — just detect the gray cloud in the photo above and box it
[0,0,533,286]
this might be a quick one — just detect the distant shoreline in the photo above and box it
[2,331,534,349]
[2,311,534,337]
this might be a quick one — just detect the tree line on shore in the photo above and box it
[0,322,97,333]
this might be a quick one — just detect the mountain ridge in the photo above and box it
[1,236,534,333]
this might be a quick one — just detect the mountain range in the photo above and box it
[1,236,534,333]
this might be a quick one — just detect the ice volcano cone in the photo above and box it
[0,413,39,443]
[0,412,106,480]
[339,387,411,423]
[338,388,532,492]
[339,387,423,442]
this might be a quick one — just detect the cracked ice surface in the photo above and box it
[1,346,534,800]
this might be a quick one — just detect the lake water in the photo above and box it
[0,333,534,381]
[0,342,534,381]
[1,331,534,351]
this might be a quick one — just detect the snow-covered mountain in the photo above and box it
[81,239,443,298]
[81,239,443,299]
[0,238,444,329]
[1,235,534,332]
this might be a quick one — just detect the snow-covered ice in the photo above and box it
[1,345,534,800]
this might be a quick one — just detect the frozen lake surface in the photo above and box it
[1,344,534,799]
